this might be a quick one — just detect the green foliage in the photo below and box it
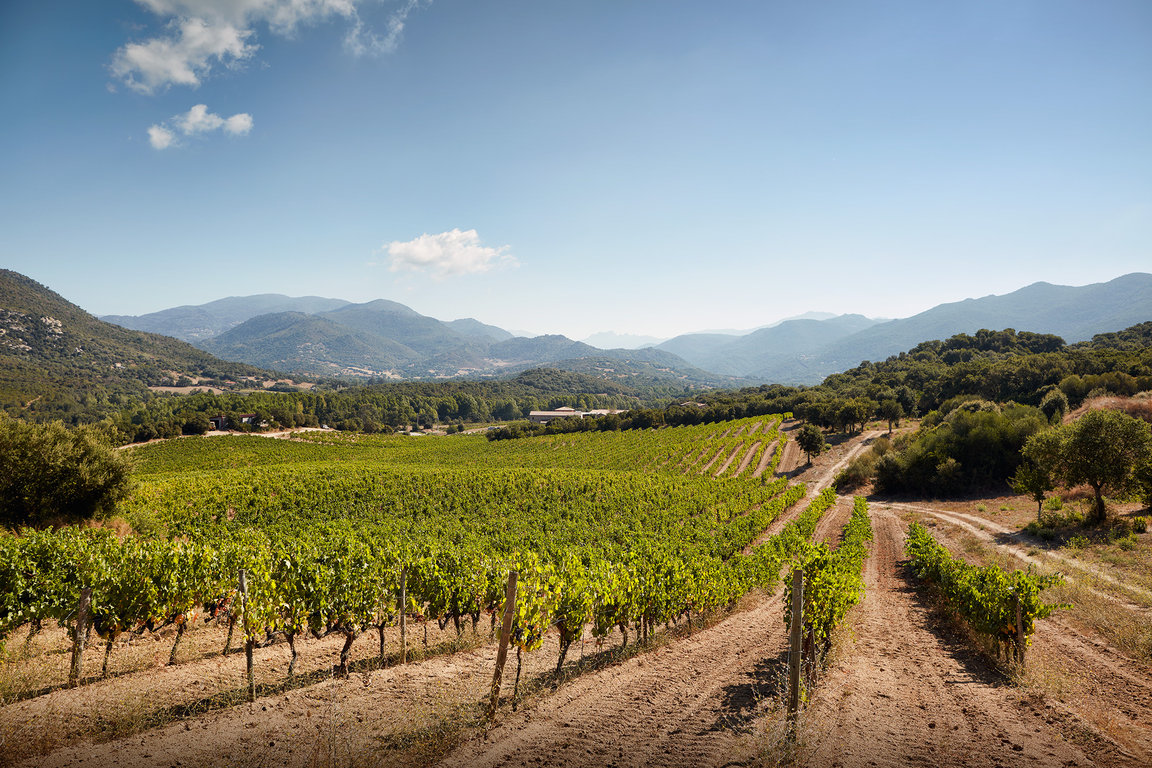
[1010,461,1055,518]
[784,497,873,648]
[874,404,1047,495]
[1039,388,1069,423]
[905,522,1065,654]
[796,423,827,465]
[0,415,134,527]
[1023,409,1152,523]
[1,414,829,680]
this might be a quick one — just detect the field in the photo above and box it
[2,417,1152,767]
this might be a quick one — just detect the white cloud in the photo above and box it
[345,0,420,56]
[147,104,253,149]
[113,0,427,93]
[177,103,224,133]
[383,229,516,278]
[147,124,176,149]
[111,17,255,94]
[224,112,254,135]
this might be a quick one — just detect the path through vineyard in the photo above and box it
[797,504,1099,767]
[870,500,1152,766]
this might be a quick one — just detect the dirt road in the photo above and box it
[798,504,1095,768]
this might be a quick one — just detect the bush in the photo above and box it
[0,416,134,528]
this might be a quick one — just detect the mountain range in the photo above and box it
[102,294,732,387]
[99,272,1152,386]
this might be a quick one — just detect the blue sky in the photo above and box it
[1,1,1150,340]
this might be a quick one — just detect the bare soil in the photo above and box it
[797,504,1095,768]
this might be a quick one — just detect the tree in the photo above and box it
[1010,461,1054,519]
[796,424,827,466]
[878,399,904,434]
[1023,409,1152,524]
[837,398,876,435]
[0,416,134,528]
[1039,388,1069,423]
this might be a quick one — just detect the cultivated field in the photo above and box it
[2,417,1151,767]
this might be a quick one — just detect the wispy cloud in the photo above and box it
[113,0,429,93]
[345,0,422,56]
[148,104,253,149]
[382,229,517,278]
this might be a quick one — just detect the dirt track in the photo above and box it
[798,504,1094,768]
[440,595,789,768]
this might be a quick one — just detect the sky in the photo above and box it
[1,1,1150,341]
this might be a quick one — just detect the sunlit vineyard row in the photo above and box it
[2,415,817,686]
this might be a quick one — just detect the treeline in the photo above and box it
[108,371,652,443]
[702,325,1152,425]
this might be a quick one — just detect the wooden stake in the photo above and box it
[68,587,92,687]
[239,569,255,702]
[788,569,804,722]
[487,569,518,719]
[399,566,407,665]
[1014,593,1025,665]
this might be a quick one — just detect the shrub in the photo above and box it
[0,416,134,528]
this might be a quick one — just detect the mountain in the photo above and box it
[201,311,423,376]
[581,331,667,349]
[802,273,1152,383]
[657,314,882,376]
[447,318,515,342]
[0,270,272,421]
[102,294,351,342]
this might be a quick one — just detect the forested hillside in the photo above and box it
[0,270,272,425]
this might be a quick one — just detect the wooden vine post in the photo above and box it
[787,568,804,723]
[239,569,255,702]
[487,569,519,719]
[399,566,407,665]
[68,587,93,687]
[1013,592,1025,665]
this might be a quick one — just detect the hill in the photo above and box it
[102,294,351,342]
[655,274,1152,384]
[0,270,273,423]
[658,314,882,378]
[803,273,1152,383]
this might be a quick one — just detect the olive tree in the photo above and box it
[1023,409,1152,524]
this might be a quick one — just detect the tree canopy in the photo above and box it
[1022,409,1152,523]
[0,415,133,528]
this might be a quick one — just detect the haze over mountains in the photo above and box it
[99,273,1152,386]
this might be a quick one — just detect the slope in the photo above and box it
[0,270,271,422]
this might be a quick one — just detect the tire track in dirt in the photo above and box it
[884,502,1152,605]
[797,504,1094,768]
[440,594,790,768]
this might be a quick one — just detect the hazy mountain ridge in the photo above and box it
[95,272,1152,387]
[802,273,1152,384]
[103,294,352,341]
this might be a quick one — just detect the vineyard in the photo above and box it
[4,414,1150,768]
[2,417,819,719]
